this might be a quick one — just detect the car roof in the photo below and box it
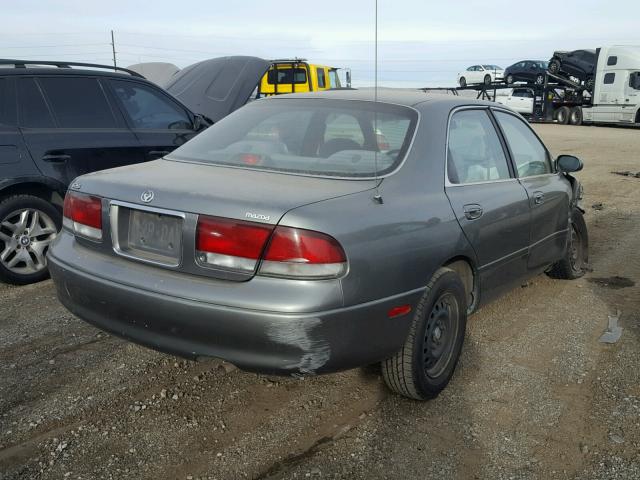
[0,66,143,79]
[262,88,497,110]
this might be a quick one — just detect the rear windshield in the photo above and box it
[168,99,418,178]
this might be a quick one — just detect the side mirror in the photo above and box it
[345,70,352,88]
[557,154,583,173]
[193,113,212,131]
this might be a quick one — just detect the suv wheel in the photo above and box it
[548,59,561,74]
[506,74,514,85]
[0,195,61,285]
[535,74,545,85]
[382,268,467,400]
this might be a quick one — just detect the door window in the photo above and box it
[316,69,327,89]
[39,77,116,128]
[447,109,511,184]
[111,80,193,130]
[267,68,307,85]
[604,73,616,85]
[494,111,552,177]
[17,78,55,128]
[607,56,618,66]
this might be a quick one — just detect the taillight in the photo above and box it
[259,226,347,279]
[63,192,103,240]
[196,216,273,272]
[195,216,347,279]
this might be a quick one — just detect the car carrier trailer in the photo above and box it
[422,46,640,127]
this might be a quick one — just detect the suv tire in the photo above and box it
[0,195,61,285]
[382,268,467,400]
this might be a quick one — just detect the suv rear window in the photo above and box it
[168,99,418,178]
[39,77,116,128]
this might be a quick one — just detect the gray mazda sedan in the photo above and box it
[49,90,588,400]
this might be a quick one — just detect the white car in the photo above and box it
[457,65,504,87]
[495,88,534,115]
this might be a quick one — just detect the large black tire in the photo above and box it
[483,74,492,86]
[382,268,467,400]
[506,74,514,85]
[555,106,571,125]
[569,106,583,126]
[548,59,561,74]
[547,209,588,280]
[459,77,467,88]
[535,74,545,85]
[0,195,62,285]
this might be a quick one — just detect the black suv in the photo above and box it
[0,60,208,285]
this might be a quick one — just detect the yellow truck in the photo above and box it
[259,59,350,95]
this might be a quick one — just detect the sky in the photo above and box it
[1,0,639,87]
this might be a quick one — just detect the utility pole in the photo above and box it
[110,30,117,69]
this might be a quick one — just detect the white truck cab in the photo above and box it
[583,46,640,124]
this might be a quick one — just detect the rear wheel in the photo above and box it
[382,268,467,400]
[586,77,595,91]
[569,106,583,126]
[484,74,492,86]
[555,106,571,125]
[547,209,588,280]
[459,77,467,88]
[0,195,61,285]
[548,59,561,74]
[506,74,514,85]
[535,74,545,85]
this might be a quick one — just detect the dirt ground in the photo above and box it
[1,124,639,480]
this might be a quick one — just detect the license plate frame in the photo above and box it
[110,202,185,267]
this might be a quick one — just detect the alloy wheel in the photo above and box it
[0,208,58,275]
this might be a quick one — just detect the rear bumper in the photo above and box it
[49,248,420,375]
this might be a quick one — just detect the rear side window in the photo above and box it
[494,111,551,177]
[168,99,418,178]
[0,79,6,125]
[111,80,192,130]
[17,78,55,128]
[604,73,616,85]
[447,109,510,184]
[317,69,326,89]
[39,77,116,128]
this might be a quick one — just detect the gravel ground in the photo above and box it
[1,124,639,480]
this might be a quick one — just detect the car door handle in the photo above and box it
[42,153,71,163]
[533,191,545,205]
[463,204,483,220]
[147,150,170,158]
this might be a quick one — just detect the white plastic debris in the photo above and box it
[599,310,623,344]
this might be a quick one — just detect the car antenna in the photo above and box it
[373,0,383,204]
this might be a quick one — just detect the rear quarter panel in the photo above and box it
[280,101,477,306]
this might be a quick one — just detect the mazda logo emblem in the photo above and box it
[140,190,155,203]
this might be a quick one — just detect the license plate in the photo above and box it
[126,210,182,262]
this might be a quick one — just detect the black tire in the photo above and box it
[548,59,561,74]
[483,74,492,86]
[382,268,467,400]
[535,74,545,85]
[555,106,571,125]
[459,77,467,88]
[0,194,62,285]
[547,209,589,280]
[506,74,514,85]
[569,106,583,126]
